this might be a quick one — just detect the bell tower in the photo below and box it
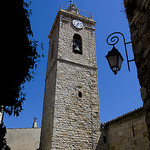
[40,2,101,149]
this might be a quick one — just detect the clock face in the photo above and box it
[72,19,83,29]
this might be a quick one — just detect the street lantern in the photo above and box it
[105,46,124,75]
[106,32,134,75]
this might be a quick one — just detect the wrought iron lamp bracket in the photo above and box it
[106,32,134,72]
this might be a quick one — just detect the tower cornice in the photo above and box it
[48,9,96,39]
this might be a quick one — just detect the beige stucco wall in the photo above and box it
[6,128,41,150]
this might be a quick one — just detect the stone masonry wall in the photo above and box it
[57,10,97,69]
[40,9,101,150]
[123,0,150,147]
[51,61,100,149]
[40,62,57,150]
[105,108,149,150]
[40,17,59,149]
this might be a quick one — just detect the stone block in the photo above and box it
[129,11,139,27]
[131,30,138,41]
[142,0,147,8]
[140,86,148,102]
[138,23,148,38]
[145,0,150,10]
[143,45,150,58]
[134,41,143,55]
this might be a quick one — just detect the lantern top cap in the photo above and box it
[106,46,124,60]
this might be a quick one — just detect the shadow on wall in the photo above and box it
[96,124,108,150]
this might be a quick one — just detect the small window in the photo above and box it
[78,91,82,98]
[73,34,82,54]
[132,124,135,138]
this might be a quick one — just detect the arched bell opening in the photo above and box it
[73,34,82,54]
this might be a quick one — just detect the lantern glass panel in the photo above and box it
[118,55,124,69]
[107,55,118,67]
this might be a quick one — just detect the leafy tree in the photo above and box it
[2,0,43,116]
[1,0,43,149]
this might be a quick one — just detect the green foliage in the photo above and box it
[2,0,44,117]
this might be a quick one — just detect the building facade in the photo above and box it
[96,107,149,150]
[123,0,150,148]
[5,108,148,150]
[6,128,41,150]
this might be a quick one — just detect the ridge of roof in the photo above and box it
[103,107,143,126]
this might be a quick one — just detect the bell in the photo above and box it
[73,43,81,53]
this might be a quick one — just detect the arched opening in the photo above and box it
[73,34,82,54]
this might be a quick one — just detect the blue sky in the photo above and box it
[4,0,143,128]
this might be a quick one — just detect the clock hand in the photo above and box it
[76,23,79,26]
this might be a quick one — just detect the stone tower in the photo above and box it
[40,3,100,150]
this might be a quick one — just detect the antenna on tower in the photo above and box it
[66,0,79,14]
